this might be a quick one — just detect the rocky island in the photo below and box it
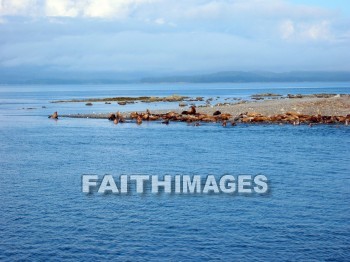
[55,94,350,126]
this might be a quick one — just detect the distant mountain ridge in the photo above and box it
[0,68,350,84]
[140,71,350,83]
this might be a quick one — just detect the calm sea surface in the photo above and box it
[0,83,349,261]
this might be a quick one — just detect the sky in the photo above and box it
[0,0,349,75]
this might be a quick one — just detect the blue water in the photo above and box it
[0,83,350,261]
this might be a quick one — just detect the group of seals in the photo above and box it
[129,106,231,126]
[235,112,350,125]
[49,107,350,127]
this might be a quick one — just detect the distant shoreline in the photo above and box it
[2,80,350,86]
[2,71,350,85]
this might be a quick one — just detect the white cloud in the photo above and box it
[280,20,295,39]
[280,19,332,41]
[0,0,349,72]
[0,0,335,20]
[83,0,118,18]
[0,0,158,18]
[154,18,164,25]
[45,0,80,17]
[303,20,330,40]
[0,0,38,16]
[44,0,136,18]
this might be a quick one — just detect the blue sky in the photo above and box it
[291,0,350,15]
[0,0,349,74]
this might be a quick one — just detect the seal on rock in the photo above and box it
[49,111,58,119]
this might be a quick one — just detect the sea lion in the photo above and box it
[247,112,262,117]
[201,117,217,122]
[336,116,346,122]
[116,112,125,123]
[252,116,269,122]
[213,110,221,116]
[189,106,196,115]
[165,112,179,120]
[182,106,196,115]
[222,120,227,127]
[162,120,169,125]
[113,118,119,125]
[220,113,232,120]
[241,117,253,123]
[130,112,139,119]
[108,113,116,121]
[136,116,142,125]
[142,113,149,120]
[149,115,159,121]
[309,116,319,123]
[49,111,58,119]
[118,116,126,123]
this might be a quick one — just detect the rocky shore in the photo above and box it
[59,96,350,124]
[51,94,189,104]
[185,96,350,117]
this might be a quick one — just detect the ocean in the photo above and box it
[0,82,349,261]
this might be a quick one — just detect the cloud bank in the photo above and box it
[0,0,349,73]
